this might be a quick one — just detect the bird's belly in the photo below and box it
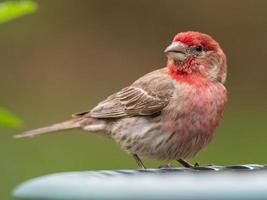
[110,116,179,160]
[110,115,212,160]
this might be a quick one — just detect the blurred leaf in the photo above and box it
[0,107,22,128]
[0,0,37,23]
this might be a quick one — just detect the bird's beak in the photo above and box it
[164,42,187,61]
[164,42,187,54]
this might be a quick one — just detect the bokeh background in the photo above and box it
[0,0,267,199]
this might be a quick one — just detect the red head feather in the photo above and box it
[173,31,220,51]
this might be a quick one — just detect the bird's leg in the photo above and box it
[177,158,195,168]
[132,154,146,169]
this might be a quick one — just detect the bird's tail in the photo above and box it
[14,119,83,138]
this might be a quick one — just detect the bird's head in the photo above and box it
[165,31,227,83]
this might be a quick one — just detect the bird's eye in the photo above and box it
[195,45,203,52]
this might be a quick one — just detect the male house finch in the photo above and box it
[16,31,227,169]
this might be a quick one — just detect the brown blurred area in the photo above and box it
[0,1,266,199]
[1,0,266,116]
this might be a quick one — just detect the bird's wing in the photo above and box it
[89,86,169,118]
[73,68,174,119]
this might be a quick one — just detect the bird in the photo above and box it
[15,31,227,169]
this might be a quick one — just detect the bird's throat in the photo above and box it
[167,59,192,74]
[167,60,203,84]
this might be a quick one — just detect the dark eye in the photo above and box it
[195,45,203,52]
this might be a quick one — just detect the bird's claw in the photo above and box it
[194,162,200,167]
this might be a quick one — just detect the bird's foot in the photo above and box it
[177,159,199,168]
[194,162,200,167]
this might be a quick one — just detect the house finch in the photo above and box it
[15,31,227,169]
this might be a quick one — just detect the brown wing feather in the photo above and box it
[118,87,169,115]
[74,68,174,119]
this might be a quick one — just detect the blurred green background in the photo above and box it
[0,0,267,199]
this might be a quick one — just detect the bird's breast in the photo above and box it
[161,81,227,155]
